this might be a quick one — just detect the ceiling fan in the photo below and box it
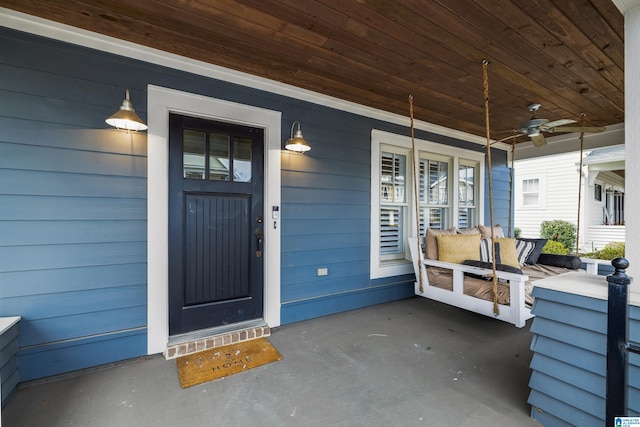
[497,103,606,147]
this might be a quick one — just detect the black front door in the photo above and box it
[168,114,264,335]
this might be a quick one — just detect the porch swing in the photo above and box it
[408,61,599,327]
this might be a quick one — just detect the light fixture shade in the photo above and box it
[106,89,148,131]
[285,121,311,153]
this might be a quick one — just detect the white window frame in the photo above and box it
[370,129,485,279]
[518,174,546,209]
[379,144,411,262]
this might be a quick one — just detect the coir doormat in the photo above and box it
[176,337,282,388]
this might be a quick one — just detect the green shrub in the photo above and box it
[583,242,625,260]
[540,220,576,252]
[542,240,569,255]
[514,227,521,238]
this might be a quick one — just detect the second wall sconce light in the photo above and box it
[106,89,148,132]
[285,120,311,153]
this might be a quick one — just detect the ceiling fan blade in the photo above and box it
[531,134,547,147]
[547,126,607,133]
[541,119,576,130]
[494,131,526,143]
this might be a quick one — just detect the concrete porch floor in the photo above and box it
[3,297,541,426]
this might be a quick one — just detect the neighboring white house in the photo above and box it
[514,145,625,252]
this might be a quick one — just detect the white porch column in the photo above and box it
[615,1,640,288]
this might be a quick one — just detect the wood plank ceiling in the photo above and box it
[0,0,624,143]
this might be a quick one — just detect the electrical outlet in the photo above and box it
[317,267,328,276]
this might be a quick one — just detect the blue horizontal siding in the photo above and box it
[17,306,146,348]
[17,329,146,382]
[281,170,369,191]
[0,242,146,272]
[0,141,147,176]
[530,353,604,396]
[0,169,146,198]
[529,371,603,420]
[528,390,600,427]
[0,117,147,156]
[282,218,369,236]
[1,220,146,246]
[529,298,607,333]
[0,195,146,220]
[281,247,368,268]
[282,187,370,205]
[530,335,604,375]
[6,285,146,321]
[530,317,605,355]
[281,282,414,324]
[1,264,146,298]
[528,284,640,424]
[282,233,369,252]
[283,274,371,302]
[281,203,369,220]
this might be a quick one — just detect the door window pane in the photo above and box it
[209,133,230,181]
[183,130,206,179]
[233,137,252,182]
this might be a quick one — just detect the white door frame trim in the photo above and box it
[147,85,282,355]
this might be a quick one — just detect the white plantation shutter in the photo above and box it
[380,151,406,259]
[419,156,450,231]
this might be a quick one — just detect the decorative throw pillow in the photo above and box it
[515,239,535,266]
[425,227,457,259]
[457,226,480,235]
[478,224,505,239]
[480,238,498,263]
[436,233,481,264]
[494,238,519,268]
[517,238,548,264]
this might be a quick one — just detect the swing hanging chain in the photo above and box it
[575,113,586,256]
[409,95,424,293]
[482,60,500,316]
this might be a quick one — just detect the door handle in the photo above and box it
[255,227,263,257]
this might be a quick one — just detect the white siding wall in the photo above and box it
[514,152,582,239]
[515,153,625,252]
[585,170,625,251]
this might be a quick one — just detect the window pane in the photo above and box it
[458,164,475,206]
[426,207,449,229]
[428,160,448,205]
[233,137,252,182]
[419,156,451,232]
[380,206,403,257]
[458,207,476,228]
[381,152,406,203]
[209,133,230,181]
[183,130,206,179]
[523,194,539,206]
[523,178,539,192]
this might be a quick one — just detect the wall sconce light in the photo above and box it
[285,121,311,153]
[105,89,148,132]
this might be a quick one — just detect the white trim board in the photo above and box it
[0,7,487,146]
[147,85,281,355]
